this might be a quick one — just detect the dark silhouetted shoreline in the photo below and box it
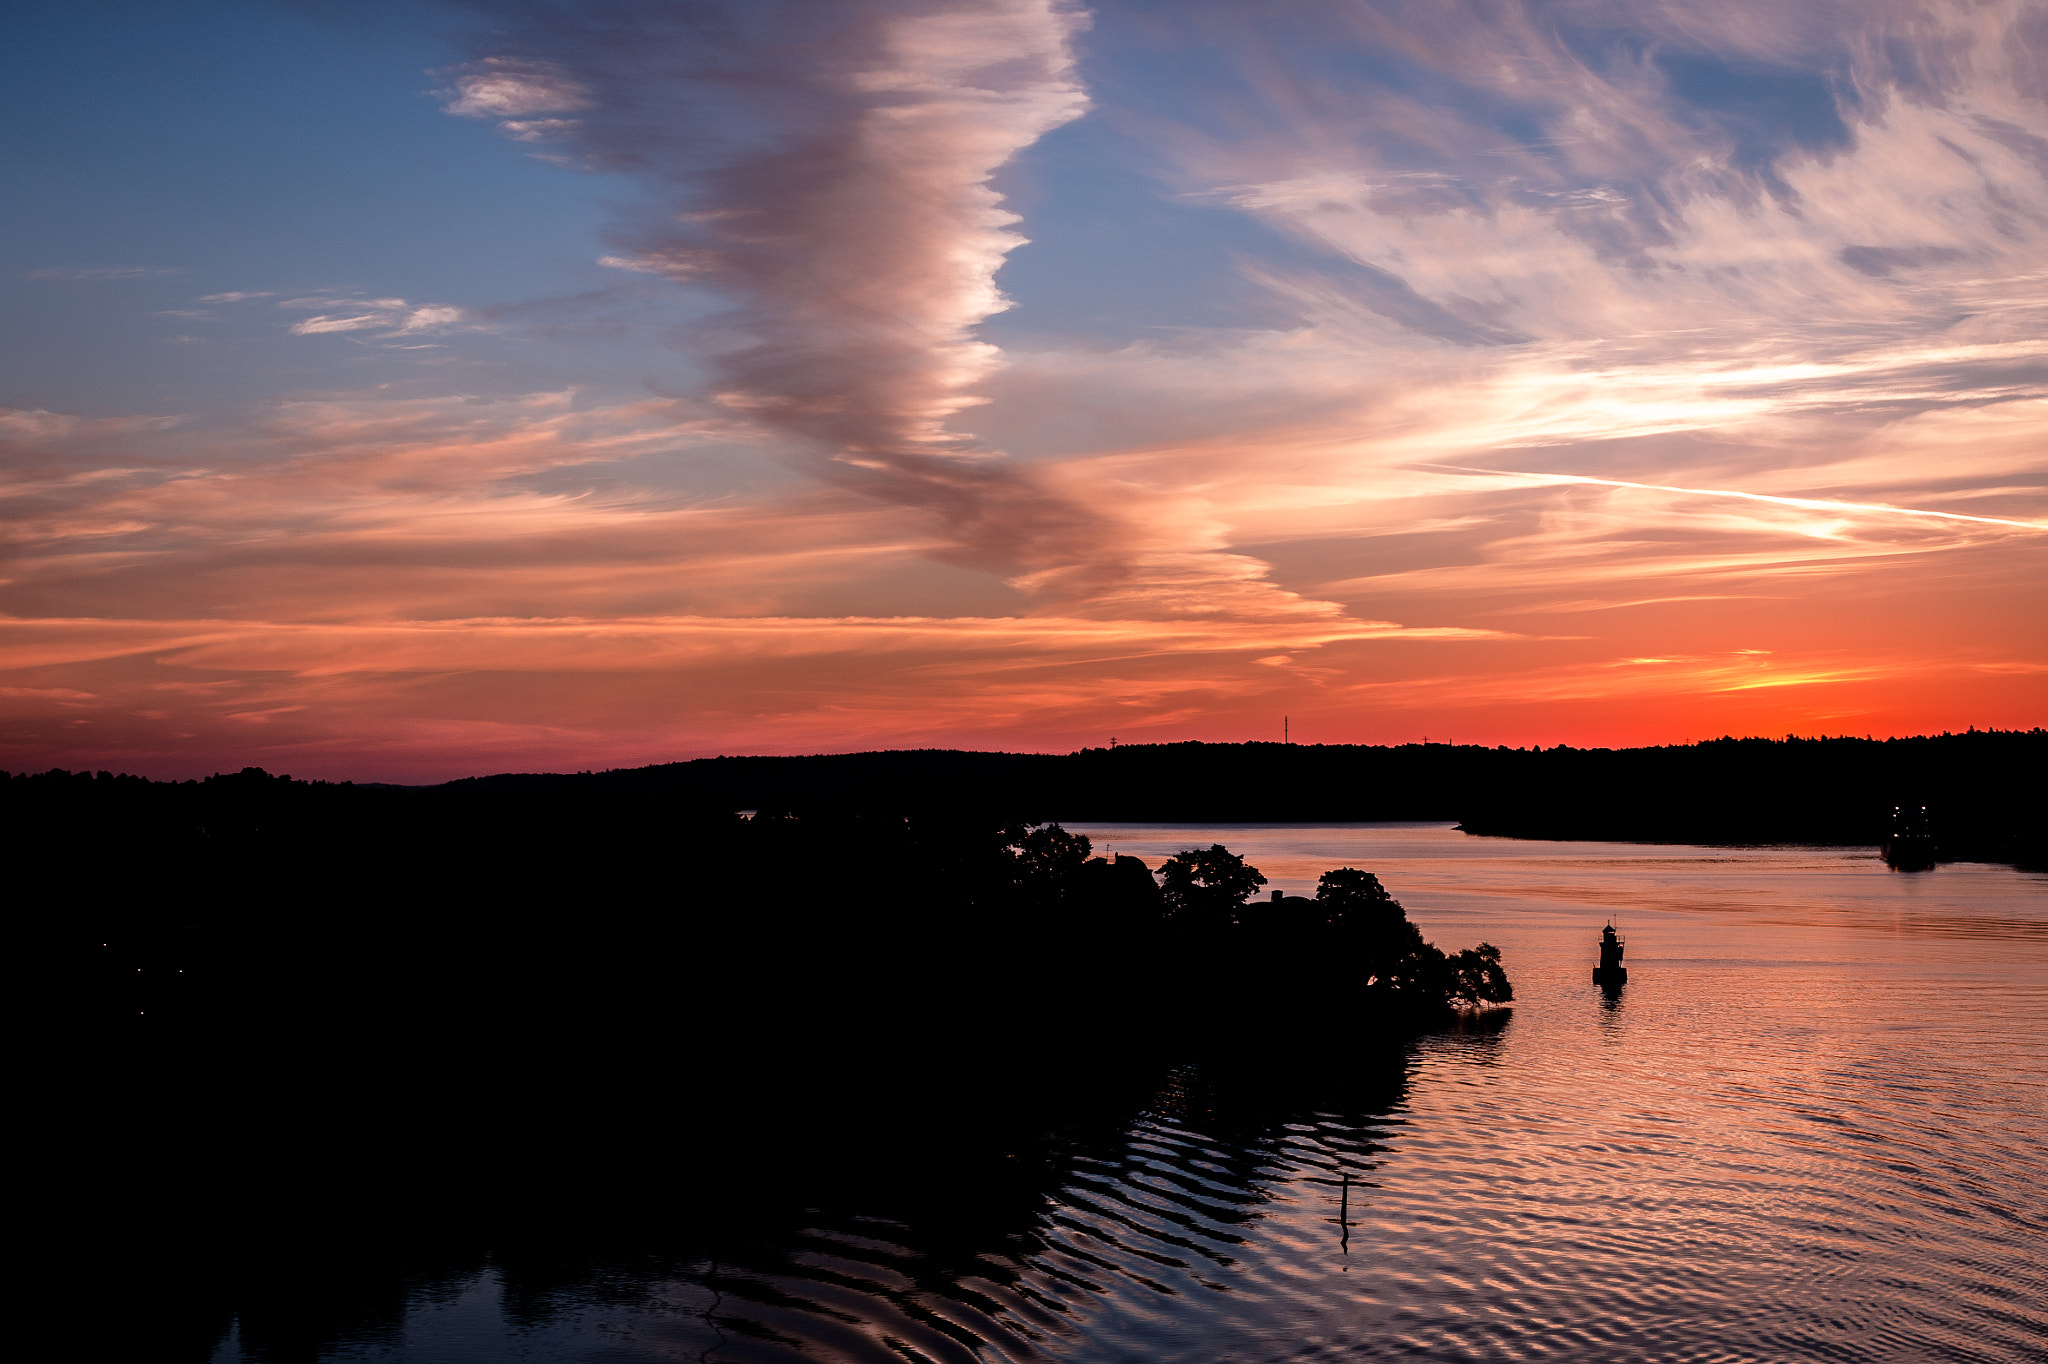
[406,728,2041,864]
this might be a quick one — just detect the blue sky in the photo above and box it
[4,1,617,412]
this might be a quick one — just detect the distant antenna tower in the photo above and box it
[1284,715,1289,744]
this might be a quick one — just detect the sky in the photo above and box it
[3,0,2045,781]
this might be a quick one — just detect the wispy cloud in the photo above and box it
[26,265,183,282]
[278,295,471,338]
[445,3,1122,581]
[1468,471,2047,532]
[437,56,590,119]
[0,382,1521,776]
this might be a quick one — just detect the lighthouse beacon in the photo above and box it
[1593,923,1627,988]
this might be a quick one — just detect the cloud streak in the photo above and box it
[26,265,183,281]
[279,295,470,338]
[442,2,1128,584]
[1457,470,2048,531]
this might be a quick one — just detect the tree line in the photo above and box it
[434,729,2044,863]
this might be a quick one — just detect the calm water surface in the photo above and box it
[212,826,2048,1363]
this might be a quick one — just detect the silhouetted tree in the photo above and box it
[1314,868,1406,936]
[1304,866,1508,1008]
[1361,922,1443,1002]
[1014,823,1093,899]
[1449,944,1513,1004]
[1158,845,1266,931]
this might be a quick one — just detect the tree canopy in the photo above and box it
[1158,844,1267,930]
[1014,830,1509,1016]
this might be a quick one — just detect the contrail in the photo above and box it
[1445,468,2047,531]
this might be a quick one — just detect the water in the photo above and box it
[207,825,2048,1363]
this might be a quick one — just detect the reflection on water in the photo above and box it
[208,826,2048,1363]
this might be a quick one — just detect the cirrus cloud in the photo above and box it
[26,265,183,282]
[437,56,590,119]
[279,295,472,338]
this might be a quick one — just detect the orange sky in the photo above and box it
[4,1,2044,781]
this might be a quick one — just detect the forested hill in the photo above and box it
[440,729,2043,865]
[7,728,2043,864]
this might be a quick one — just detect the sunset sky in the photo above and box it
[4,0,2045,781]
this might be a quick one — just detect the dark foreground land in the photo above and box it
[21,774,1500,1362]
[15,728,2039,1358]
